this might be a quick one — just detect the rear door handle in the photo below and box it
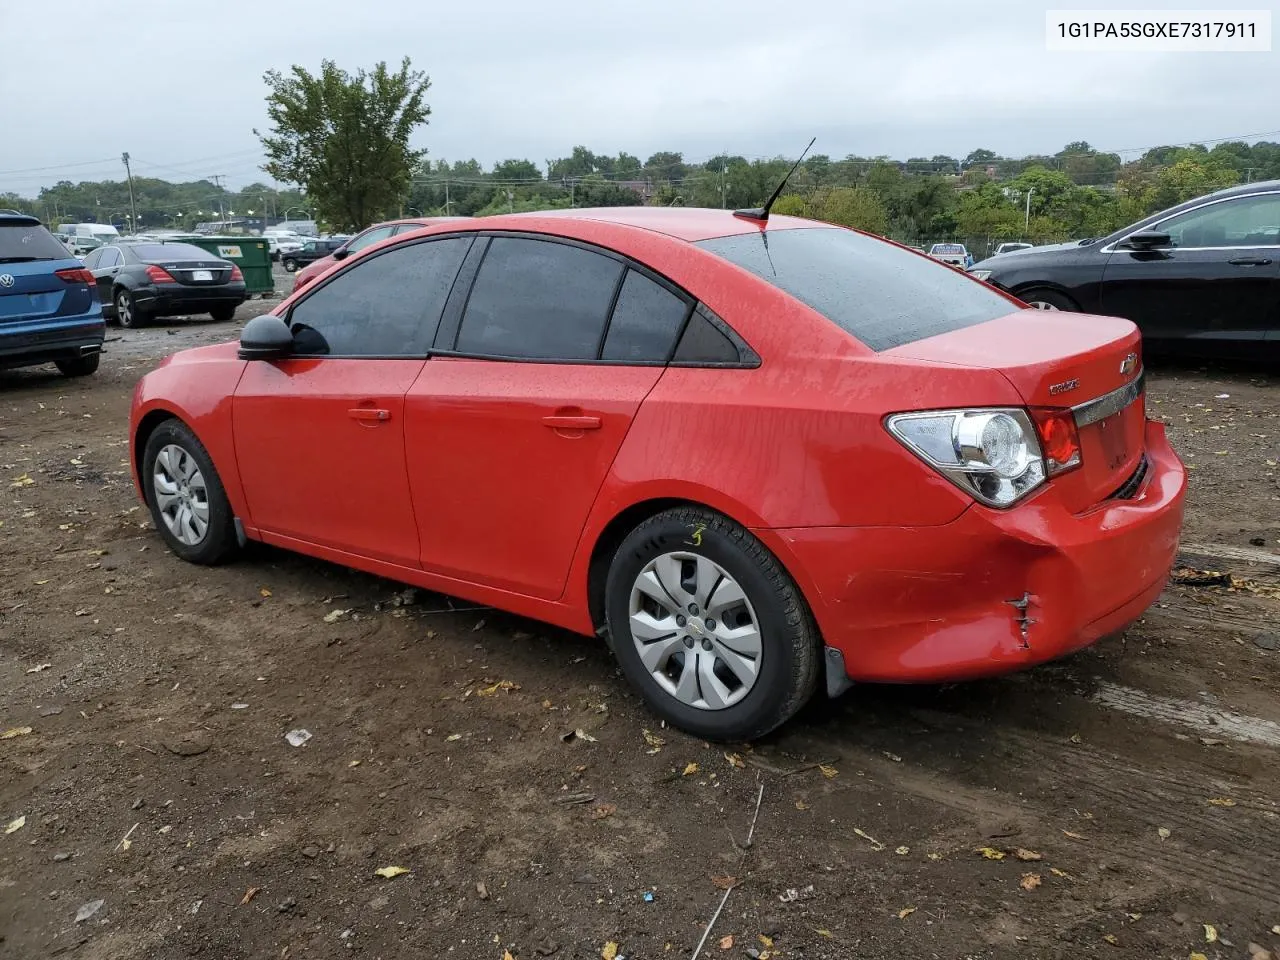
[348,407,391,422]
[1228,257,1273,266]
[542,415,601,430]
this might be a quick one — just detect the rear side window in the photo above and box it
[601,270,690,361]
[0,221,71,262]
[698,228,1012,351]
[289,237,471,356]
[456,238,623,360]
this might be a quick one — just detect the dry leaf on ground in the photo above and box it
[711,875,737,889]
[239,886,260,905]
[1014,848,1042,861]
[898,906,916,919]
[682,761,699,776]
[976,846,1005,860]
[1204,923,1218,942]
[602,942,619,960]
[718,934,735,950]
[374,866,409,879]
[5,816,25,834]
[818,764,838,778]
[1020,873,1042,891]
[591,803,616,820]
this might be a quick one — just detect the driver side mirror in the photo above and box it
[331,245,350,261]
[1121,230,1171,250]
[238,314,293,361]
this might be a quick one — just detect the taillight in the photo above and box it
[887,408,1046,508]
[1029,408,1082,477]
[230,265,244,281]
[54,267,95,284]
[145,265,177,284]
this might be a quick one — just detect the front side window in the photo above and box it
[346,225,395,254]
[288,237,471,356]
[1157,194,1280,248]
[455,238,624,360]
[698,227,1012,352]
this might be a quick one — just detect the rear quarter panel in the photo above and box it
[130,343,251,522]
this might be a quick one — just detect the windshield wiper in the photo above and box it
[0,256,40,263]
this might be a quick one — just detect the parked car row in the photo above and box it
[81,241,247,328]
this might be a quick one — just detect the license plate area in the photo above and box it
[191,270,213,282]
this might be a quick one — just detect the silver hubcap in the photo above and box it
[153,444,209,546]
[116,293,132,324]
[629,552,762,711]
[1027,300,1059,311]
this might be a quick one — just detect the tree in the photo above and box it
[492,159,542,182]
[257,57,431,231]
[965,148,998,165]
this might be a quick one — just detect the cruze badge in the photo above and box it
[1048,378,1079,396]
[1120,352,1137,376]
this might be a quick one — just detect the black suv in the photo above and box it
[281,238,347,273]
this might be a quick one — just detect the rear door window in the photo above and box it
[698,228,1012,351]
[0,221,72,261]
[288,237,471,356]
[454,237,623,360]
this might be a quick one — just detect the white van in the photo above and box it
[60,223,122,243]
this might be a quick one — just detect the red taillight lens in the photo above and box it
[145,265,176,284]
[54,267,94,284]
[230,264,243,282]
[1030,408,1082,476]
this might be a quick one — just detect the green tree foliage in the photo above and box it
[257,58,431,231]
[775,187,888,234]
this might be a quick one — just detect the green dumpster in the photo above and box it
[181,236,275,297]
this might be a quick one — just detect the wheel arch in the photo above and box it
[1009,282,1082,310]
[132,407,184,505]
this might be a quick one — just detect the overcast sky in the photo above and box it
[2,0,1277,193]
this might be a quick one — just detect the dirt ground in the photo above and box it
[2,278,1278,959]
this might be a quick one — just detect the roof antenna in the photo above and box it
[733,136,816,222]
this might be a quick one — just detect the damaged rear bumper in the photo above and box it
[764,420,1186,685]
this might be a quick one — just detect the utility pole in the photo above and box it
[444,178,451,214]
[121,152,138,234]
[1024,187,1034,233]
[211,174,226,223]
[507,190,514,214]
[721,163,727,209]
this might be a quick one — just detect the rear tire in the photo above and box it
[55,353,100,377]
[604,506,821,741]
[141,419,239,565]
[283,257,298,273]
[114,288,145,328]
[1017,287,1077,311]
[210,305,237,323]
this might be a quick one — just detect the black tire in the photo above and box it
[141,419,239,565]
[210,304,237,323]
[604,506,821,741]
[114,287,145,328]
[282,257,298,273]
[1017,287,1077,312]
[55,353,100,377]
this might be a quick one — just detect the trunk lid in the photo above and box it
[0,259,93,325]
[886,310,1147,512]
[146,256,234,287]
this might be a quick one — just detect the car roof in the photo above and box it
[0,212,40,226]
[508,206,822,242]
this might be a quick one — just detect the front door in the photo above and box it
[232,235,473,566]
[1100,192,1280,345]
[406,237,694,599]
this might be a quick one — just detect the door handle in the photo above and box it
[1228,257,1273,266]
[348,407,391,422]
[542,414,601,430]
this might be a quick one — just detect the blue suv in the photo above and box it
[0,212,105,377]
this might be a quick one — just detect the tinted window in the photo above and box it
[1158,194,1280,248]
[289,238,470,356]
[81,248,103,269]
[672,307,742,364]
[392,222,429,235]
[601,270,690,361]
[0,221,72,261]
[456,238,623,360]
[128,243,211,261]
[346,226,394,253]
[698,228,1012,352]
[97,248,121,268]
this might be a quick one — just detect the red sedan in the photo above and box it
[290,216,467,293]
[129,208,1186,741]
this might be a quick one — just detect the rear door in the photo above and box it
[1100,191,1280,344]
[233,237,472,566]
[404,235,693,600]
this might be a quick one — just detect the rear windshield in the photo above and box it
[931,244,965,254]
[0,222,73,262]
[129,243,213,261]
[697,228,1013,352]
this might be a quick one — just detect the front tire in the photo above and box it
[1017,287,1077,311]
[604,506,821,741]
[55,353,100,377]
[141,419,238,565]
[282,257,298,273]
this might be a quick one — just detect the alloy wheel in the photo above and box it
[628,552,762,710]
